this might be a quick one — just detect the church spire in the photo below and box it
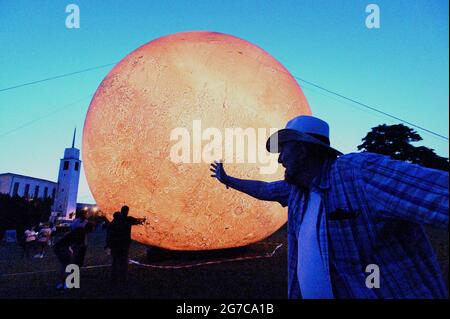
[72,127,76,148]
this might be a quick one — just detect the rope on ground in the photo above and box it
[0,243,284,276]
[128,243,284,270]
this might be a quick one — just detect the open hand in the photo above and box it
[210,160,229,188]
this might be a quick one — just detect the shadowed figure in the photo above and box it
[35,223,52,258]
[53,222,94,289]
[210,115,449,299]
[105,205,145,284]
[23,225,38,259]
[71,210,88,230]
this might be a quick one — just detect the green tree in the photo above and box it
[358,124,449,171]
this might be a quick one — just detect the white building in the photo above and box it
[0,173,57,200]
[0,129,83,220]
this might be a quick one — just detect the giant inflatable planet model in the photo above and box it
[82,31,311,250]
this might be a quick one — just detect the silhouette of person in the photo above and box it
[53,222,94,289]
[210,115,448,299]
[70,210,90,267]
[71,210,88,230]
[23,225,38,259]
[35,223,52,258]
[105,206,145,284]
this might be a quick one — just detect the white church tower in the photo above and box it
[52,128,81,220]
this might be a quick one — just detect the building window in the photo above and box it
[12,182,19,196]
[51,188,56,204]
[75,162,79,171]
[24,184,30,198]
[34,185,40,199]
[63,161,69,170]
[44,187,48,198]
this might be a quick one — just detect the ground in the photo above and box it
[0,225,447,299]
[0,226,287,299]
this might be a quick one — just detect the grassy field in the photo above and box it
[0,224,447,299]
[0,226,288,299]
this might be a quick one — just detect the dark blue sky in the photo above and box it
[0,0,448,203]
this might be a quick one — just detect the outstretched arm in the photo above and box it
[361,154,448,228]
[210,161,291,207]
[127,216,146,226]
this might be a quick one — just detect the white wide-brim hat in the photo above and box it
[266,115,342,156]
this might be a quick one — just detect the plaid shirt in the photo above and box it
[267,152,449,299]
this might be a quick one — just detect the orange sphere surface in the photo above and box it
[83,31,310,250]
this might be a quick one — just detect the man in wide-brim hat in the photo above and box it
[211,115,448,299]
